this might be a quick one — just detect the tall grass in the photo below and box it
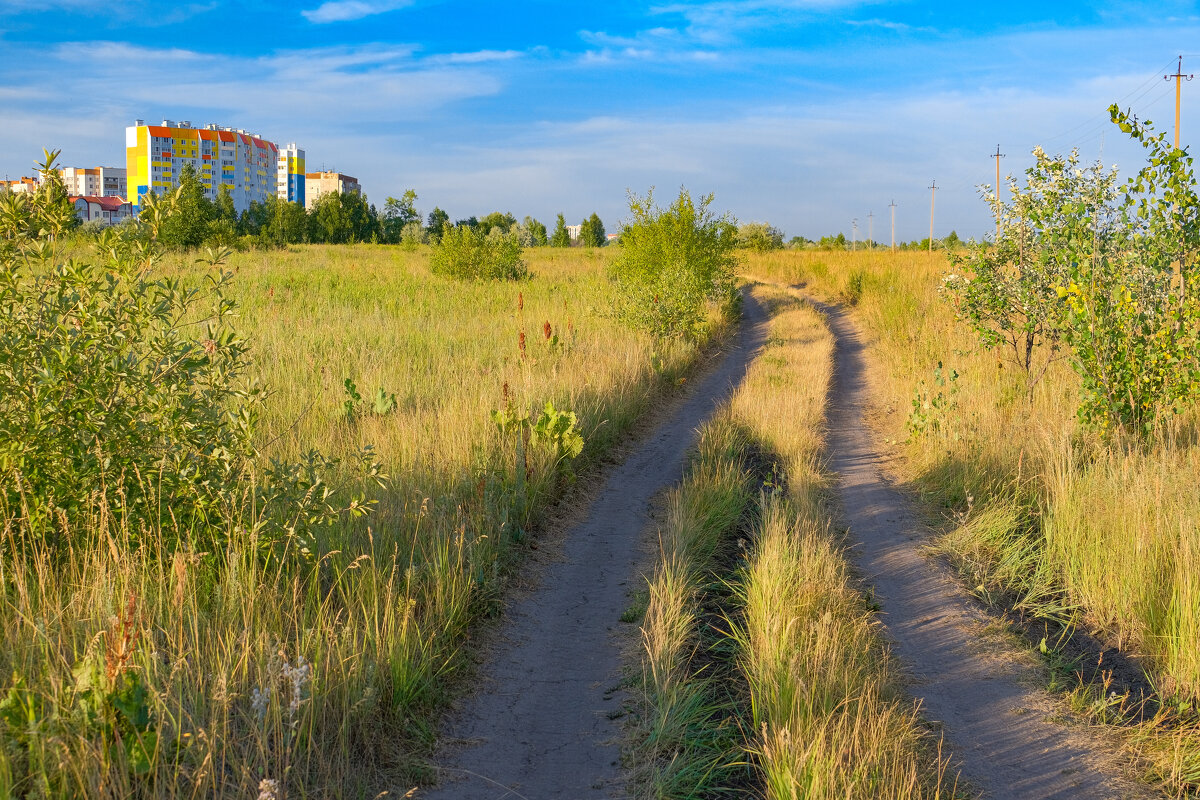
[0,243,730,797]
[742,248,1200,792]
[632,283,953,798]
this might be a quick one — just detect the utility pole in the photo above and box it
[1166,56,1194,150]
[928,180,937,255]
[889,199,897,253]
[851,218,858,251]
[867,210,874,249]
[992,144,1005,242]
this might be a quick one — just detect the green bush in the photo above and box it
[429,224,528,280]
[609,188,739,338]
[0,162,384,556]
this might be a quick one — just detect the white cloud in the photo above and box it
[301,0,413,24]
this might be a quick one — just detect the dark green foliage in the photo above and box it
[478,211,516,236]
[580,212,606,247]
[430,224,528,280]
[426,206,450,242]
[308,190,377,244]
[609,188,739,339]
[383,190,420,242]
[550,213,571,247]
[157,165,212,249]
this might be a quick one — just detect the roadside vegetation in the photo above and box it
[741,110,1200,794]
[0,162,736,796]
[630,283,954,799]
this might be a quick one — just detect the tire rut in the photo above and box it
[806,292,1151,800]
[419,292,770,799]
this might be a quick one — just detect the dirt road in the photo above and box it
[420,293,769,799]
[811,295,1149,800]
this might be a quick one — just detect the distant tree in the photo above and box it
[214,184,237,225]
[455,216,479,230]
[426,206,450,242]
[817,232,847,250]
[310,191,377,244]
[383,189,419,243]
[260,195,308,246]
[550,213,571,247]
[239,200,269,237]
[788,235,813,248]
[523,215,548,246]
[737,222,784,252]
[159,164,213,249]
[478,211,517,236]
[580,212,606,247]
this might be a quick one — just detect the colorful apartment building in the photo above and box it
[60,166,127,198]
[125,119,294,214]
[277,143,305,206]
[304,171,360,210]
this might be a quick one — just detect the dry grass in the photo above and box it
[0,243,731,797]
[631,282,954,798]
[742,247,1200,794]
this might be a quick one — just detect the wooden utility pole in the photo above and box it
[852,218,858,251]
[992,144,1005,242]
[867,210,874,249]
[928,180,937,255]
[1166,56,1194,150]
[889,199,897,252]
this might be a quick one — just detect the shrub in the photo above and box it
[0,173,383,556]
[736,222,784,252]
[430,224,528,280]
[609,187,739,338]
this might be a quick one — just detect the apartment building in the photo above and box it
[1,177,40,194]
[60,166,127,198]
[277,143,306,206]
[304,171,360,210]
[125,119,295,214]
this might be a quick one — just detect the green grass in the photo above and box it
[0,242,733,797]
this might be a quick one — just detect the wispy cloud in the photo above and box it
[301,0,414,24]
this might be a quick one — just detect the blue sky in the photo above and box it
[2,0,1200,240]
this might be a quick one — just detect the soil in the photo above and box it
[417,292,770,799]
[808,294,1154,800]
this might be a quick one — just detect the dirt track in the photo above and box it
[809,293,1150,800]
[419,292,770,799]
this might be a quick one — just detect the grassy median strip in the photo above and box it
[630,283,955,799]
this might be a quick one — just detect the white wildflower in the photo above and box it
[257,778,279,800]
[251,686,271,722]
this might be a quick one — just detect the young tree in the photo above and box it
[478,211,517,236]
[580,213,606,247]
[383,190,419,243]
[609,188,738,338]
[523,216,548,246]
[550,213,571,247]
[737,222,784,252]
[159,164,213,249]
[426,207,450,242]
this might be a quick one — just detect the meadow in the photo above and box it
[743,248,1200,792]
[0,242,729,797]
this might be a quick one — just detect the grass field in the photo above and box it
[0,243,730,797]
[742,248,1200,793]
